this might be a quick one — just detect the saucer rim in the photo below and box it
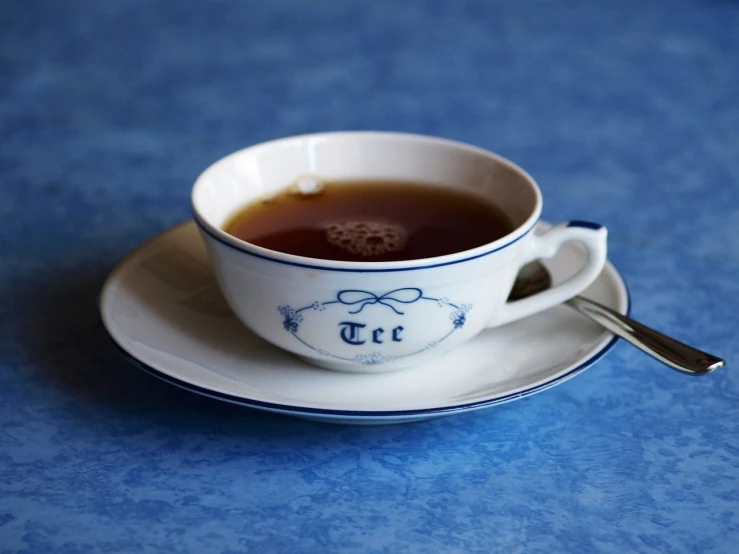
[100,220,630,420]
[104,329,622,419]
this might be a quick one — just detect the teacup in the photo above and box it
[192,132,607,373]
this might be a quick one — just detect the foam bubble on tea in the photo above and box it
[325,220,408,257]
[292,175,325,196]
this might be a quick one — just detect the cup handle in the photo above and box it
[486,221,608,328]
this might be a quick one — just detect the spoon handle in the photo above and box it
[566,296,725,375]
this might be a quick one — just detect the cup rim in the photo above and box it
[191,131,543,272]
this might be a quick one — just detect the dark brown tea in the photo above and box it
[223,180,514,262]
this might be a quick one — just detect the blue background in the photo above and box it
[2,0,738,552]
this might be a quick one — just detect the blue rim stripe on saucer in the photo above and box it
[103,325,624,420]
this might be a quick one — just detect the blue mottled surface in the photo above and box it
[2,0,738,551]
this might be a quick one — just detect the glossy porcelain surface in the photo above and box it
[192,133,608,371]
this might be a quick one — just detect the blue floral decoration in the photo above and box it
[450,304,472,329]
[278,306,303,333]
[354,352,396,365]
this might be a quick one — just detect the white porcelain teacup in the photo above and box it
[192,132,607,373]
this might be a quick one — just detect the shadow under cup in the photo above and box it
[191,132,598,373]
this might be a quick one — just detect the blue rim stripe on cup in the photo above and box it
[192,213,539,273]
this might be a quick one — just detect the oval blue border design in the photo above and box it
[277,289,473,366]
[193,214,537,273]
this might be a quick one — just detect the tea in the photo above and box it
[223,180,514,262]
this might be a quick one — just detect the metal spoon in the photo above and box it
[509,262,725,375]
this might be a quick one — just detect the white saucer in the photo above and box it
[100,221,629,424]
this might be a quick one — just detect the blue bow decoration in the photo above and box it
[337,288,423,315]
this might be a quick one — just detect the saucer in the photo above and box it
[100,221,629,424]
